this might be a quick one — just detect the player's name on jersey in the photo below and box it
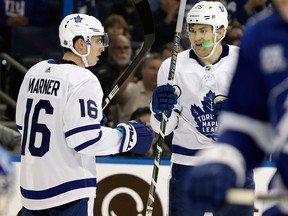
[28,78,60,96]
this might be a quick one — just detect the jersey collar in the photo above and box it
[189,44,230,66]
[47,59,77,65]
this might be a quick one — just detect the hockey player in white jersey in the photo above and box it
[16,14,154,216]
[150,1,254,215]
[185,0,288,215]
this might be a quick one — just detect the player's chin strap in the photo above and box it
[70,45,91,68]
[193,28,227,59]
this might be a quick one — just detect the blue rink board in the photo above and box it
[10,154,275,167]
[10,154,171,165]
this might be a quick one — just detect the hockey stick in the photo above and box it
[226,188,288,205]
[145,0,187,215]
[102,0,155,110]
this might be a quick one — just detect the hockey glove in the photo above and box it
[213,95,227,120]
[185,163,237,214]
[151,84,181,119]
[116,120,154,154]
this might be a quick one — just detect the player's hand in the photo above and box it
[116,120,154,154]
[185,163,237,214]
[213,95,227,120]
[151,84,181,115]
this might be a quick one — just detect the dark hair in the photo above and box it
[160,42,184,59]
[103,14,131,40]
[141,53,162,68]
[63,36,83,53]
[135,53,162,80]
[130,107,151,120]
[160,42,174,53]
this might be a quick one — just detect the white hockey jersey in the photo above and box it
[16,59,123,210]
[151,44,239,166]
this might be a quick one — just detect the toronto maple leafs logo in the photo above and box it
[74,15,83,23]
[190,90,219,140]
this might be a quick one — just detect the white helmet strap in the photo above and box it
[81,55,90,68]
[70,43,91,67]
[193,27,227,59]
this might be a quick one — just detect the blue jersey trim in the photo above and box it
[189,44,230,66]
[260,160,276,167]
[74,131,103,152]
[96,157,171,165]
[16,124,22,130]
[172,144,200,156]
[10,155,274,167]
[21,178,97,199]
[11,155,171,165]
[65,124,101,138]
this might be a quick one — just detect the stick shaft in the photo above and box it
[226,189,255,205]
[145,1,187,215]
[226,189,288,205]
[102,0,155,110]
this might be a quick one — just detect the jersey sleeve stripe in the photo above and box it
[172,144,200,156]
[74,131,103,152]
[20,178,97,199]
[65,124,101,138]
[16,124,22,130]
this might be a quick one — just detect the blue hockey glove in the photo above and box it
[185,163,237,214]
[213,95,227,120]
[151,84,181,115]
[116,120,154,154]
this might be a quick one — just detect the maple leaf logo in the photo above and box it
[74,15,83,23]
[190,90,218,140]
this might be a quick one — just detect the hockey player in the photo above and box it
[16,14,154,215]
[150,1,254,215]
[185,0,288,215]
